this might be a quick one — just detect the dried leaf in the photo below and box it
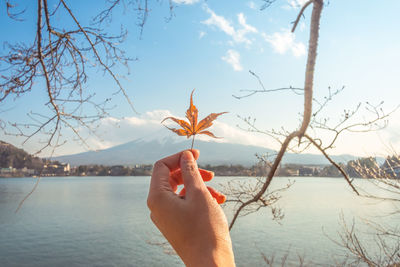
[197,130,219,138]
[162,89,227,139]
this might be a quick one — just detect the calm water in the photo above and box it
[0,176,397,266]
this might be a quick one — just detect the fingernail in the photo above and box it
[181,150,194,162]
[189,149,198,157]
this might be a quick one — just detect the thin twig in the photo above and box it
[15,176,41,213]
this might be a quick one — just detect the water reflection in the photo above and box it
[0,176,397,266]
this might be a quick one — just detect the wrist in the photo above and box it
[183,239,235,267]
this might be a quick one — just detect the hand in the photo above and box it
[170,164,226,205]
[147,150,235,267]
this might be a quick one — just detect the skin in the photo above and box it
[147,150,235,267]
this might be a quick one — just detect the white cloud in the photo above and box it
[291,42,306,57]
[248,1,257,10]
[199,31,206,39]
[236,13,258,43]
[172,0,200,5]
[80,110,174,150]
[222,49,243,71]
[281,0,309,10]
[197,121,271,149]
[288,0,309,8]
[10,107,400,158]
[202,6,235,36]
[262,29,306,57]
[202,6,257,45]
[73,109,271,153]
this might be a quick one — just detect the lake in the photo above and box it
[0,176,397,266]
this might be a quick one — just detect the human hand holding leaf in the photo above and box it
[162,89,227,204]
[170,167,226,204]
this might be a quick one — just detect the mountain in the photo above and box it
[53,137,358,167]
[0,141,43,169]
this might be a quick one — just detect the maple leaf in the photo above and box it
[161,89,227,149]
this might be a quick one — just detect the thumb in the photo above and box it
[180,150,205,193]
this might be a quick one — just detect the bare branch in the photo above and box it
[60,0,138,115]
[232,70,303,99]
[304,133,359,195]
[291,0,313,32]
[330,212,400,266]
[260,0,279,11]
[298,0,323,138]
[229,0,324,230]
[0,0,147,154]
[5,0,26,21]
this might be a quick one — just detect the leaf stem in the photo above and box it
[191,135,196,150]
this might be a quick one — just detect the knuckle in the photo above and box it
[153,160,164,170]
[182,161,197,173]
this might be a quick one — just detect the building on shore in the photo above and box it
[0,167,16,175]
[42,163,70,176]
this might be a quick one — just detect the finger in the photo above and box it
[179,151,205,193]
[170,176,179,192]
[150,149,200,193]
[178,186,226,204]
[170,168,214,187]
[148,150,197,210]
[207,186,226,204]
[159,149,200,173]
[148,160,172,208]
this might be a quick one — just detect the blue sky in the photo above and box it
[1,0,400,157]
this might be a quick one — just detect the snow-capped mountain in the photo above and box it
[54,137,357,166]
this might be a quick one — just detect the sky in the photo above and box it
[1,0,400,158]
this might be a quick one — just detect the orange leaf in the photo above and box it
[185,90,198,133]
[198,130,219,138]
[162,89,227,142]
[162,117,192,133]
[196,112,228,133]
[164,126,190,138]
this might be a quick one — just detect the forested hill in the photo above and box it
[0,141,43,169]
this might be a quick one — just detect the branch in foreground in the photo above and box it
[229,0,324,230]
